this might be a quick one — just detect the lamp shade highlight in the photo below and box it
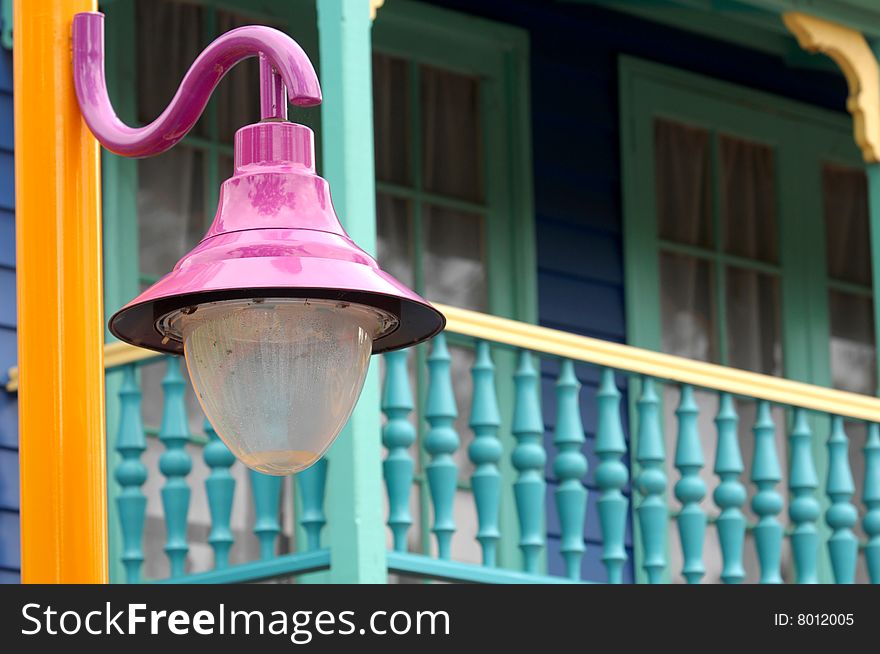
[110,122,444,355]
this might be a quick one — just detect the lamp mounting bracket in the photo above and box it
[71,11,322,158]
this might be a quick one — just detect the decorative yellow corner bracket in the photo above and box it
[784,11,880,163]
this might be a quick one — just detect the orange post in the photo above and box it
[14,0,108,582]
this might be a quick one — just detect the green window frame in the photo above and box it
[372,1,535,569]
[620,56,864,389]
[619,57,869,583]
[373,0,536,322]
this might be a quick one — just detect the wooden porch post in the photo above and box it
[14,0,108,583]
[317,0,388,583]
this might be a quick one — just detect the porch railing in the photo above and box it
[7,303,880,583]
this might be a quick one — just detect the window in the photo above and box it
[621,58,873,583]
[374,56,488,311]
[372,2,533,567]
[824,164,876,395]
[654,120,783,374]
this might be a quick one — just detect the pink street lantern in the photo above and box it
[72,12,444,475]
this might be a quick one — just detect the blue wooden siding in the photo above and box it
[0,38,17,584]
[428,0,847,581]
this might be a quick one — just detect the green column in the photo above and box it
[317,0,387,583]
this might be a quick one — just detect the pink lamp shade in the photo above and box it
[71,11,443,355]
[109,121,445,354]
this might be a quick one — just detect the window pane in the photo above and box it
[823,164,871,286]
[720,135,778,264]
[422,205,487,311]
[376,193,414,289]
[654,119,712,248]
[216,58,260,145]
[137,0,206,136]
[219,154,234,184]
[421,65,483,202]
[373,53,411,186]
[829,290,876,395]
[726,267,782,375]
[138,146,205,281]
[660,252,717,362]
[216,11,283,144]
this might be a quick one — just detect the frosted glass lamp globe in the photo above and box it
[165,298,396,475]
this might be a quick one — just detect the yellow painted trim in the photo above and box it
[783,11,880,163]
[11,302,880,422]
[434,303,880,423]
[102,341,159,369]
[370,0,384,21]
[14,0,108,583]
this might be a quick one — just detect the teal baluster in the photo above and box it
[751,400,783,584]
[468,340,502,567]
[713,393,746,584]
[297,458,327,551]
[788,408,820,584]
[115,364,147,583]
[512,350,546,574]
[203,418,235,569]
[825,416,858,584]
[250,470,283,560]
[635,377,666,584]
[553,360,587,580]
[381,349,415,552]
[864,424,880,584]
[674,385,706,584]
[595,368,628,583]
[159,357,192,578]
[425,333,459,559]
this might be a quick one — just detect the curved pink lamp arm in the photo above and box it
[72,12,322,158]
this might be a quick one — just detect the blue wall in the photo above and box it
[0,42,18,584]
[429,0,847,581]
